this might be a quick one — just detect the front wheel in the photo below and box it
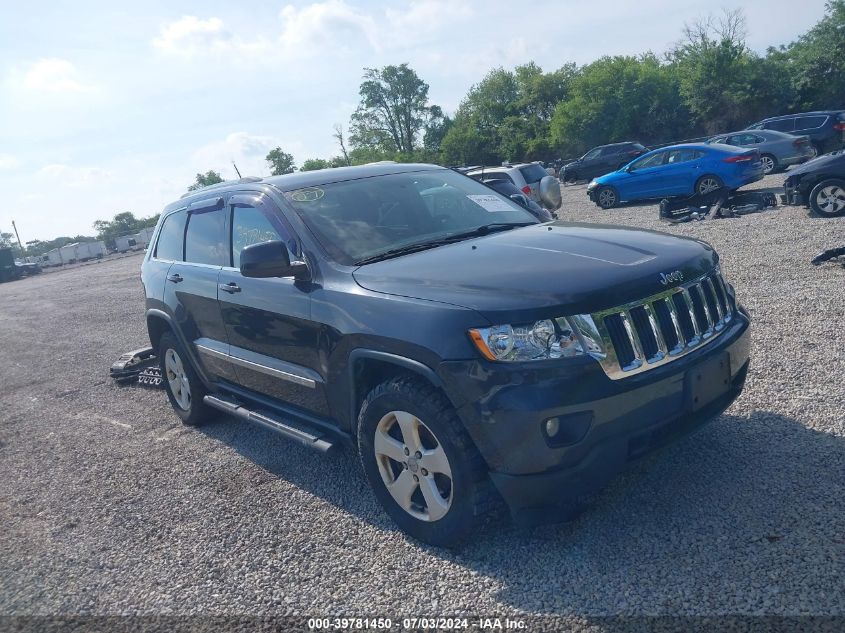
[809,179,845,217]
[596,186,618,209]
[159,331,213,426]
[695,175,723,195]
[357,376,498,547]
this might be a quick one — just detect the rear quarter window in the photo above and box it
[518,164,548,183]
[795,116,828,130]
[154,209,186,261]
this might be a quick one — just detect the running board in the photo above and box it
[203,395,336,453]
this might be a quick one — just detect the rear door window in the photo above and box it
[154,209,186,261]
[795,115,827,131]
[666,149,699,164]
[766,119,795,132]
[728,134,759,145]
[185,208,227,266]
[518,164,548,183]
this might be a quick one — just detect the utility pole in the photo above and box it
[11,221,24,254]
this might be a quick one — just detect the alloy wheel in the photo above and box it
[816,185,845,214]
[698,178,721,194]
[598,188,616,208]
[373,410,453,522]
[761,156,775,174]
[164,348,191,410]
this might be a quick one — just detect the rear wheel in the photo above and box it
[760,154,778,175]
[357,375,498,547]
[596,186,618,209]
[159,331,213,426]
[695,175,723,195]
[809,179,845,217]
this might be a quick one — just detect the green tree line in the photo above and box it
[257,2,844,172]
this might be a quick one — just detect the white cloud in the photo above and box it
[277,0,380,57]
[152,15,267,57]
[191,132,305,178]
[0,154,20,170]
[22,59,93,93]
[384,1,473,35]
[36,163,112,187]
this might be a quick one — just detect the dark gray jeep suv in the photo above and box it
[141,163,750,545]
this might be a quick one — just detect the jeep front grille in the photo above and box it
[575,270,735,380]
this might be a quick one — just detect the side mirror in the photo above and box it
[239,240,309,280]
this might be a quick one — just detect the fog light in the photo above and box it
[544,417,560,438]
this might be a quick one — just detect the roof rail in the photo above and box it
[180,176,264,199]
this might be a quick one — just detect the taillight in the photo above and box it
[833,123,845,131]
[793,138,808,147]
[723,154,754,163]
[521,185,531,194]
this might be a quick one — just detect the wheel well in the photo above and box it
[146,315,171,353]
[351,357,445,432]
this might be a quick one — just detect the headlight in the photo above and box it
[469,316,605,362]
[587,181,598,191]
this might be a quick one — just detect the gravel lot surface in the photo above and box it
[0,172,843,626]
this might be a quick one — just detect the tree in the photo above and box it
[93,211,160,249]
[333,123,351,166]
[188,170,224,191]
[779,0,845,110]
[266,147,297,175]
[300,158,333,172]
[550,54,691,154]
[349,64,440,155]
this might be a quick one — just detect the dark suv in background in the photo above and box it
[561,142,648,184]
[141,163,750,545]
[746,110,845,156]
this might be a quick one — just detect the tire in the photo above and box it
[596,186,618,209]
[808,179,845,217]
[564,171,578,185]
[695,175,723,195]
[760,154,778,175]
[158,331,213,426]
[357,375,499,547]
[809,143,822,158]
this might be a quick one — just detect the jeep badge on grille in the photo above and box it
[659,270,684,286]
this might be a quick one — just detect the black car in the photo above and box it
[561,142,647,184]
[141,163,750,545]
[746,111,845,156]
[784,151,845,217]
[481,178,553,221]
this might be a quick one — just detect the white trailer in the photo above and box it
[114,235,138,253]
[59,243,80,264]
[41,248,64,267]
[134,227,155,248]
[75,241,106,260]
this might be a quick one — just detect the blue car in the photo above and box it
[586,143,764,209]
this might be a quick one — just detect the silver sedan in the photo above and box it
[707,129,815,174]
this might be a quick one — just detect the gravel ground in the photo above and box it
[0,172,843,627]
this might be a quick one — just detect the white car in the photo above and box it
[465,163,562,212]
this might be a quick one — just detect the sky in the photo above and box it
[0,0,830,242]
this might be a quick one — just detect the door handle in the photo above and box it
[166,273,183,283]
[218,282,241,293]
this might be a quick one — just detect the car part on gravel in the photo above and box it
[659,189,777,223]
[811,246,845,267]
[110,347,157,382]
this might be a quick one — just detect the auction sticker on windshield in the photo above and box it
[466,194,512,212]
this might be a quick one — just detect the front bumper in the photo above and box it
[438,308,751,522]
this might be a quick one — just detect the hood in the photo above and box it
[352,222,717,323]
[787,151,845,178]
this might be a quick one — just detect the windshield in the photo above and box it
[283,169,537,265]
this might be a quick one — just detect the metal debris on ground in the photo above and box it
[659,188,778,223]
[110,346,163,388]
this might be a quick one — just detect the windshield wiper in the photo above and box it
[353,222,535,266]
